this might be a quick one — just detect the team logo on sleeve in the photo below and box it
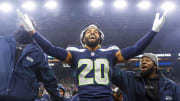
[26,56,34,63]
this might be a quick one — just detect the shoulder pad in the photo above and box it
[99,45,119,52]
[66,45,86,52]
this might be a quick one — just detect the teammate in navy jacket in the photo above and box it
[17,10,167,101]
[0,26,63,101]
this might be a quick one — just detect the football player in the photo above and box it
[17,10,167,101]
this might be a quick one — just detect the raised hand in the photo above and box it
[17,9,36,34]
[152,10,168,32]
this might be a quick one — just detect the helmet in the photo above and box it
[80,24,104,47]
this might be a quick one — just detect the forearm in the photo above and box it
[121,30,157,60]
[33,32,67,61]
[33,32,54,50]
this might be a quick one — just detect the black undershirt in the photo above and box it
[144,77,160,101]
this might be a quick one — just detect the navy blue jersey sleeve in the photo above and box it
[107,45,120,55]
[100,45,120,58]
[66,45,86,66]
[33,32,68,61]
[121,30,157,60]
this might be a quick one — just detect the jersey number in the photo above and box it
[78,59,109,86]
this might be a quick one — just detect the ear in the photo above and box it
[153,65,157,70]
[83,38,85,43]
[98,38,101,43]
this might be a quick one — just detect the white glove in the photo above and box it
[17,9,35,32]
[152,10,168,32]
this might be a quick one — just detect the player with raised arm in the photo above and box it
[17,10,167,101]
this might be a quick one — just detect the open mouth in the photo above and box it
[140,66,148,71]
[89,35,96,41]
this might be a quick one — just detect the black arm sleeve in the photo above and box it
[121,31,157,60]
[33,32,68,61]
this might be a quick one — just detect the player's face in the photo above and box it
[140,57,155,72]
[83,28,100,48]
[140,56,157,77]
